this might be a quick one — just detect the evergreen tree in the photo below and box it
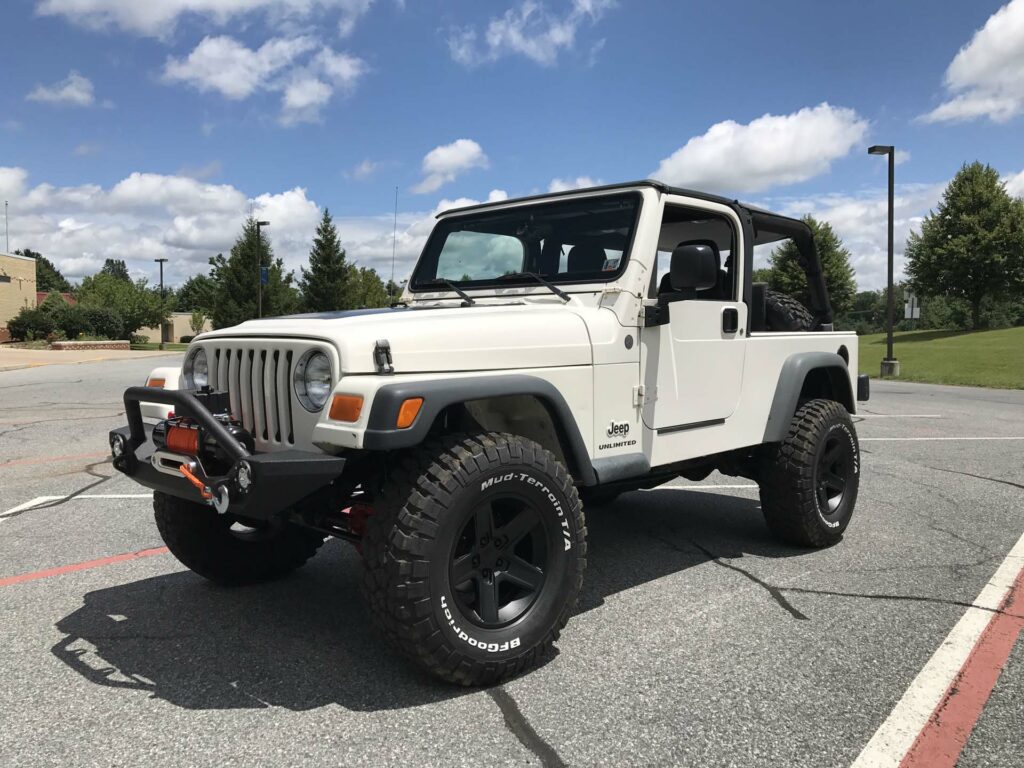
[209,217,299,329]
[299,208,352,311]
[101,258,132,282]
[349,266,390,308]
[905,162,1024,329]
[175,273,217,313]
[15,248,71,293]
[768,215,857,316]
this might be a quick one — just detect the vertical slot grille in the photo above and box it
[200,343,315,450]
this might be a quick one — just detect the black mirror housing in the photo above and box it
[670,240,719,291]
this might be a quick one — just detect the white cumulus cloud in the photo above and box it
[412,139,489,194]
[1005,168,1024,197]
[26,71,95,107]
[920,0,1024,123]
[163,37,367,125]
[449,0,615,67]
[651,103,869,194]
[36,0,378,38]
[548,176,602,192]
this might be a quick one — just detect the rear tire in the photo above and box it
[361,432,586,686]
[764,290,814,332]
[758,399,860,547]
[154,492,325,586]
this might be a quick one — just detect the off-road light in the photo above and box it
[236,461,253,492]
[182,347,209,390]
[294,350,333,412]
[396,397,423,429]
[110,433,127,459]
[329,394,363,422]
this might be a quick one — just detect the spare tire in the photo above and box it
[764,290,814,332]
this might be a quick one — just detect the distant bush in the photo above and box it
[6,298,126,342]
[6,307,56,341]
[179,335,195,343]
[130,334,150,345]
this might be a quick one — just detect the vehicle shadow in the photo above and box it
[52,487,807,712]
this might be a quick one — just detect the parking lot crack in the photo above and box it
[653,533,809,620]
[1,458,115,520]
[925,465,1024,492]
[488,687,565,768]
[775,586,1024,619]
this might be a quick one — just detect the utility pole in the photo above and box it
[868,144,899,377]
[390,186,398,303]
[154,258,168,350]
[255,220,270,318]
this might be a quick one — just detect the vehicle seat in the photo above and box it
[567,242,607,274]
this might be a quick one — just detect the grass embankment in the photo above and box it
[130,342,189,351]
[858,327,1024,389]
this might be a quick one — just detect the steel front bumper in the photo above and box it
[109,387,346,522]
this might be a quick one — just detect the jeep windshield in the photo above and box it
[410,192,641,292]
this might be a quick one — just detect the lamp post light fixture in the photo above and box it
[868,144,899,378]
[255,220,270,319]
[154,258,169,350]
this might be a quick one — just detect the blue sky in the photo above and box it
[2,0,1023,290]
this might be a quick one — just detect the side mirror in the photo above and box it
[670,241,720,291]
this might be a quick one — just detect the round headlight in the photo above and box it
[294,350,332,412]
[183,347,209,390]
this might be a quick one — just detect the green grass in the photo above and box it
[131,342,189,351]
[859,327,1024,389]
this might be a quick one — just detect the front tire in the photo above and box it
[154,492,326,586]
[361,433,587,686]
[758,399,860,547]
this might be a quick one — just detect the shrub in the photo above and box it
[82,307,125,339]
[180,335,195,344]
[6,307,55,341]
[130,334,150,345]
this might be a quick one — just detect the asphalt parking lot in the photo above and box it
[1,356,1022,767]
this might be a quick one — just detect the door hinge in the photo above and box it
[633,385,656,406]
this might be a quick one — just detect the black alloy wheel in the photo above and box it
[450,496,547,627]
[816,432,854,516]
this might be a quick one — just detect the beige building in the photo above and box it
[0,252,38,342]
[138,311,213,344]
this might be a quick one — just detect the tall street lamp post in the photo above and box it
[256,220,270,319]
[154,257,168,351]
[868,144,899,378]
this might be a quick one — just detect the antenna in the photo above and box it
[390,185,398,302]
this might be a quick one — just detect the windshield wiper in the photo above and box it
[422,278,475,306]
[496,272,570,302]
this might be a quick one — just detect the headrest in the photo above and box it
[567,242,607,273]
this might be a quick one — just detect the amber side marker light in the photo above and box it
[396,397,424,429]
[147,377,166,388]
[329,394,363,423]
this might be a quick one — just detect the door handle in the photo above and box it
[722,307,739,334]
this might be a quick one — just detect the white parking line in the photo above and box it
[646,484,758,491]
[858,414,943,419]
[850,530,1024,768]
[861,437,1024,441]
[0,493,152,521]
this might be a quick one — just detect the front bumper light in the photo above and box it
[294,350,332,412]
[183,347,209,390]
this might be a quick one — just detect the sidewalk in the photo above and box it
[0,346,178,371]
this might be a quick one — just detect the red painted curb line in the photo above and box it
[0,547,169,587]
[900,567,1024,767]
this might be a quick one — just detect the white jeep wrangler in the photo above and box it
[110,180,869,685]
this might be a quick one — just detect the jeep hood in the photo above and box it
[197,304,593,374]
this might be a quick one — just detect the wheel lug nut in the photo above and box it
[496,558,505,569]
[471,556,480,567]
[480,536,489,546]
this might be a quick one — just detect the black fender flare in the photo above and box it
[762,352,854,443]
[362,374,598,486]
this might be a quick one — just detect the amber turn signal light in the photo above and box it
[329,394,363,423]
[147,377,166,388]
[396,397,423,429]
